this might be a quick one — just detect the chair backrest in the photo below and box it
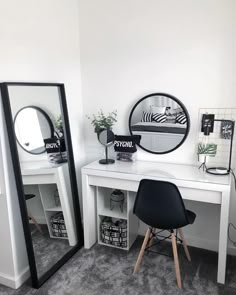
[133,179,189,230]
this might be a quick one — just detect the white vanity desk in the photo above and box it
[21,161,77,246]
[82,160,232,284]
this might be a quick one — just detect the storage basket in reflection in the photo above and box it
[101,217,127,248]
[50,212,67,238]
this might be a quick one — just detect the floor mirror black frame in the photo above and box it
[0,82,84,288]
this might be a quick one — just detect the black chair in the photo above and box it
[133,179,196,289]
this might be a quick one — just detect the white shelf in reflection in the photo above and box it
[45,206,62,212]
[20,161,66,175]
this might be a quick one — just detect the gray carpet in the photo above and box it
[1,237,236,295]
[31,225,72,278]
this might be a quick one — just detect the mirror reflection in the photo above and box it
[98,129,115,164]
[14,106,54,154]
[98,129,115,146]
[8,85,79,279]
[129,93,190,154]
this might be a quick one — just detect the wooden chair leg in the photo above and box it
[28,212,43,234]
[134,228,151,273]
[179,228,191,262]
[171,232,182,289]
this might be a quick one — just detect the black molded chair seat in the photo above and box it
[186,210,196,225]
[133,179,196,230]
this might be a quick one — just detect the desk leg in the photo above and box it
[82,174,96,249]
[218,191,230,284]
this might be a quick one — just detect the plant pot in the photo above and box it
[198,154,208,163]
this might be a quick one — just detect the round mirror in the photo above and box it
[129,93,190,154]
[14,106,54,154]
[98,129,115,146]
[98,129,115,164]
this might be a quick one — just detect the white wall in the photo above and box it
[0,0,85,288]
[78,0,236,252]
[0,97,29,288]
[0,0,85,168]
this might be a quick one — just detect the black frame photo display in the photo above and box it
[0,82,84,288]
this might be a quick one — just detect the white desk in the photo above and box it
[22,161,77,246]
[82,160,232,284]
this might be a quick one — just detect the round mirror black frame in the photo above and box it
[14,106,54,155]
[128,92,190,154]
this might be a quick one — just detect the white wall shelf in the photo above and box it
[97,187,127,219]
[45,206,62,212]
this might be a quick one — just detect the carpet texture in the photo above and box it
[31,225,72,278]
[0,237,236,295]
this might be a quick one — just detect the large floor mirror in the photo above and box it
[0,82,84,288]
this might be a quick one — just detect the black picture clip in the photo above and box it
[201,114,215,135]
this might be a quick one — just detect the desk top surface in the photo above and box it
[20,161,66,175]
[82,160,231,186]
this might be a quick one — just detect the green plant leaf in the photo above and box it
[198,143,217,156]
[87,110,117,133]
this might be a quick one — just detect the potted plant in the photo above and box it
[45,115,67,164]
[197,143,217,171]
[87,110,117,134]
[54,115,64,139]
[198,143,217,157]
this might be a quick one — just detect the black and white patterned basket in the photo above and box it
[101,218,127,248]
[50,212,68,238]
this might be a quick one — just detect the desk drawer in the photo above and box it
[88,175,221,204]
[23,174,56,185]
[178,187,221,204]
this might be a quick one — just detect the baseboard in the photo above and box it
[0,266,30,289]
[173,234,236,256]
[184,235,219,252]
[0,272,16,289]
[138,226,236,256]
[14,266,30,289]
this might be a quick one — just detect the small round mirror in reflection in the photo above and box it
[14,106,54,154]
[98,129,115,164]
